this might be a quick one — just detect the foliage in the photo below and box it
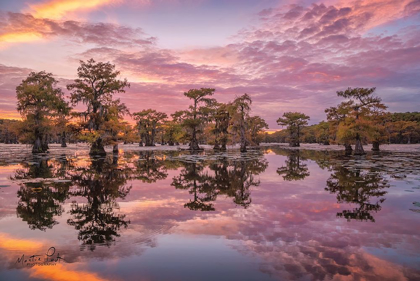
[326,87,388,154]
[67,59,130,155]
[16,71,70,153]
[210,103,231,150]
[133,109,167,146]
[182,88,216,150]
[230,94,252,152]
[0,119,21,144]
[246,115,268,145]
[277,112,310,147]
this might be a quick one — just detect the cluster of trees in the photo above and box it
[4,59,419,156]
[11,59,268,155]
[267,88,420,155]
[0,119,20,144]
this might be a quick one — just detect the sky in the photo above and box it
[0,0,419,127]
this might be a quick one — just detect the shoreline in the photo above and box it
[0,143,419,154]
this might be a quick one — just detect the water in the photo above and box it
[0,146,419,281]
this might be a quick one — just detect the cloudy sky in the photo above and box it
[0,0,419,127]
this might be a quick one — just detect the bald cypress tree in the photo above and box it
[67,59,130,156]
[16,71,70,153]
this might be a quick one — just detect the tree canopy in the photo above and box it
[67,59,130,155]
[16,71,70,153]
[277,112,310,147]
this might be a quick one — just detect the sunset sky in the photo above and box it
[0,0,419,127]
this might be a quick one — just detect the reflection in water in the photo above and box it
[12,156,72,231]
[172,161,216,211]
[2,148,420,280]
[269,147,391,222]
[67,156,132,250]
[325,166,389,222]
[134,151,169,183]
[276,151,310,181]
[172,156,268,211]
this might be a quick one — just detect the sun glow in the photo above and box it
[0,32,43,44]
[28,0,119,20]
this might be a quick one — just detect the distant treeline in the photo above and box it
[3,112,418,147]
[265,112,420,145]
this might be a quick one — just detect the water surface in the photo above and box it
[0,146,419,280]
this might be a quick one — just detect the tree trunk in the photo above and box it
[240,134,247,152]
[113,143,119,154]
[289,128,299,147]
[42,135,49,152]
[32,136,44,153]
[240,117,247,152]
[90,138,106,156]
[150,127,156,146]
[189,128,201,150]
[61,132,67,147]
[344,143,352,156]
[296,126,301,147]
[354,135,366,155]
[372,141,380,151]
[213,138,220,150]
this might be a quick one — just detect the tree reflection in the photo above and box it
[12,156,72,231]
[172,155,268,210]
[133,151,168,183]
[172,161,215,211]
[277,151,310,181]
[67,156,132,250]
[325,166,389,222]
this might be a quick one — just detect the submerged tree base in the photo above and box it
[344,144,353,156]
[372,141,380,152]
[32,138,48,154]
[189,140,201,151]
[354,139,366,155]
[90,139,106,156]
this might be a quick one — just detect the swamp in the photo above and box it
[0,144,419,280]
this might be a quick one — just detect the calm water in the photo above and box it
[0,146,419,281]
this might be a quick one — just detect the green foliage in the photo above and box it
[0,119,21,144]
[133,109,167,146]
[231,94,252,152]
[325,87,388,153]
[16,71,70,153]
[247,115,268,145]
[182,88,216,150]
[277,112,310,147]
[211,103,231,150]
[67,59,130,155]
